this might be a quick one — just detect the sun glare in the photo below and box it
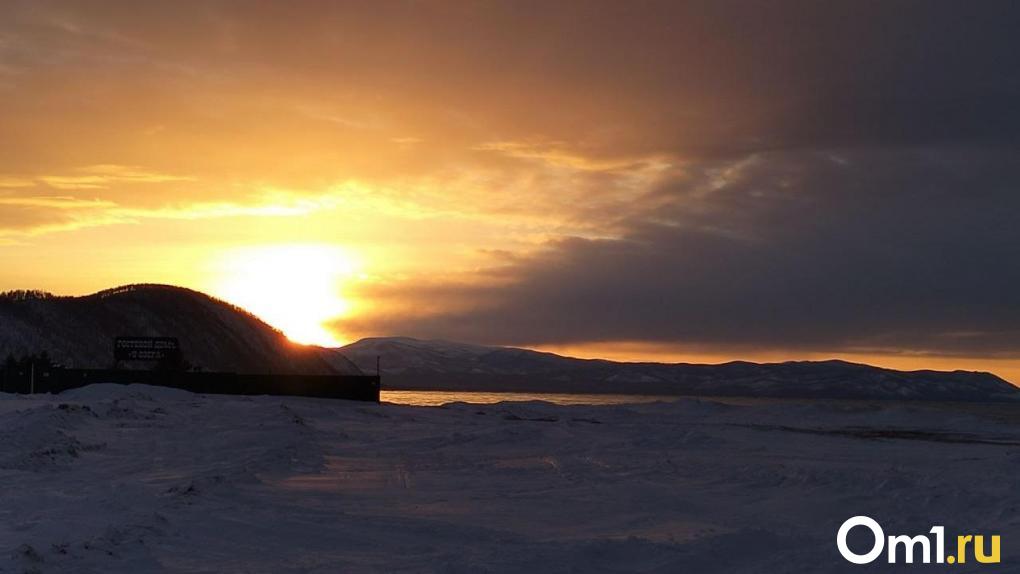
[210,244,360,347]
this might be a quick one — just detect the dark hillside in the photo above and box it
[0,284,361,375]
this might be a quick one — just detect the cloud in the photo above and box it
[4,1,1018,168]
[37,164,193,190]
[473,140,655,172]
[0,195,116,209]
[339,147,1020,358]
[0,185,352,239]
[0,178,33,188]
[390,137,423,146]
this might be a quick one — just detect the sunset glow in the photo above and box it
[210,244,360,347]
[0,2,1018,381]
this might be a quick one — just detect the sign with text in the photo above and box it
[114,337,181,361]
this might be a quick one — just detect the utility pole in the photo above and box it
[30,360,35,395]
[376,355,381,377]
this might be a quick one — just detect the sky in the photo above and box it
[1,1,1019,381]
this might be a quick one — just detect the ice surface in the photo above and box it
[1,386,1019,573]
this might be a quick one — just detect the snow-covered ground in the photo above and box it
[2,385,1019,573]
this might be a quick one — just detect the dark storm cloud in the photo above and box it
[6,0,1019,163]
[344,147,1020,356]
[332,1,1020,356]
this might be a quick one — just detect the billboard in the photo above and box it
[114,337,181,361]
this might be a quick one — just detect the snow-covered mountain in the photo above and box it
[341,337,1018,401]
[0,285,361,375]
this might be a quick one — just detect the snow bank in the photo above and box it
[59,383,196,402]
[2,389,1018,573]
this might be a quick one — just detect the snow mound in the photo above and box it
[0,403,105,471]
[60,383,196,402]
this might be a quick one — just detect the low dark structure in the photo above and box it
[0,364,380,402]
[2,343,380,402]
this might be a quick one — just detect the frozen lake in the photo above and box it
[2,384,1018,572]
[381,389,696,406]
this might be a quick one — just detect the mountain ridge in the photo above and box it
[341,336,1018,401]
[2,284,1014,401]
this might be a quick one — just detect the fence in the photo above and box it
[0,365,380,402]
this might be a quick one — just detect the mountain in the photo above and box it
[341,337,1019,401]
[4,284,1012,401]
[0,285,361,375]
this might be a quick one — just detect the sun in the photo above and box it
[209,244,360,347]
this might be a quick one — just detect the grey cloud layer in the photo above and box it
[346,148,1020,356]
[330,2,1020,355]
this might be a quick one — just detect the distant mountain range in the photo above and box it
[2,284,1014,400]
[340,337,1019,401]
[0,285,361,375]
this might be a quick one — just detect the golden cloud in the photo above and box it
[37,164,194,190]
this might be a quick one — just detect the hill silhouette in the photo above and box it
[0,284,361,375]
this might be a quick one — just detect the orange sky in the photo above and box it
[1,2,1018,384]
